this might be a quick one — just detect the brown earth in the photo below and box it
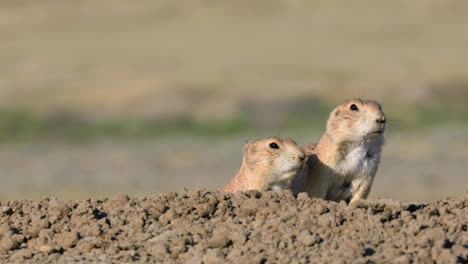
[0,190,466,263]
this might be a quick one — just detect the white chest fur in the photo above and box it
[337,145,369,176]
[326,141,381,201]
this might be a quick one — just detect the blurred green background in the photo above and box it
[0,0,467,201]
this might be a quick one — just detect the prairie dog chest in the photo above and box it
[337,145,372,177]
[326,143,381,201]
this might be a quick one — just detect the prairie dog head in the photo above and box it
[243,137,306,191]
[326,99,386,143]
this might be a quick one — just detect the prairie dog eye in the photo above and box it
[350,104,358,111]
[269,142,279,149]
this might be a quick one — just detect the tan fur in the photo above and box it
[292,99,386,203]
[221,137,306,192]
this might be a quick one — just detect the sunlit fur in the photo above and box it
[292,99,386,203]
[221,137,306,192]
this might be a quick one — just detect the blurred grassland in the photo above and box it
[1,0,468,133]
[0,0,467,201]
[0,98,466,142]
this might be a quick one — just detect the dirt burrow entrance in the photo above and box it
[0,190,466,263]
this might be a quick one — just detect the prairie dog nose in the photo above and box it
[298,151,306,161]
[376,117,386,124]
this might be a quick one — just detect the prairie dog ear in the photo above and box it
[243,141,250,153]
[334,109,341,117]
[243,141,256,155]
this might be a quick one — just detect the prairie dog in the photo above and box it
[221,137,306,192]
[292,99,386,203]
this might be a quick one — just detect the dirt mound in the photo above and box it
[0,190,466,263]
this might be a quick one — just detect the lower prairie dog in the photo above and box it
[292,99,386,203]
[221,137,306,192]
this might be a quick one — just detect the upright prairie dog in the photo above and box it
[221,137,306,192]
[292,99,386,203]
